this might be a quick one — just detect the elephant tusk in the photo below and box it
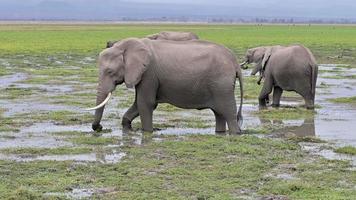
[240,61,249,69]
[240,61,247,66]
[85,92,112,111]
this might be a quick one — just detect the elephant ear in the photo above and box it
[261,47,272,70]
[120,39,151,88]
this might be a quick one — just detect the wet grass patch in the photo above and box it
[69,135,120,146]
[51,93,95,108]
[13,110,93,125]
[322,74,356,79]
[0,116,21,132]
[0,87,36,99]
[260,159,356,199]
[0,134,354,199]
[0,67,10,76]
[329,96,356,105]
[254,107,316,120]
[0,147,93,156]
[241,76,261,99]
[287,136,327,143]
[334,146,356,155]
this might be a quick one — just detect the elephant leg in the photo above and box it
[212,110,226,133]
[213,94,240,134]
[296,85,315,109]
[266,95,270,105]
[258,79,273,108]
[122,100,139,130]
[303,93,315,109]
[136,90,156,132]
[272,86,283,107]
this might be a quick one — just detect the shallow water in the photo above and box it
[1,58,356,165]
[0,151,126,163]
[0,73,27,88]
[244,64,356,146]
[300,142,356,166]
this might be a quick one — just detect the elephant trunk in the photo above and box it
[251,63,262,76]
[92,82,113,131]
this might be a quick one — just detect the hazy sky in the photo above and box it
[1,0,355,20]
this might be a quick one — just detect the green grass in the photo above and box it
[0,87,35,99]
[1,24,356,65]
[254,107,316,120]
[334,146,356,155]
[0,23,355,199]
[0,147,93,155]
[329,96,356,104]
[0,135,354,199]
[69,135,120,146]
[13,110,93,125]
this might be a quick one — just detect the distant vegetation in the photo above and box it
[1,24,356,66]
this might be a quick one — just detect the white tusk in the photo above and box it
[85,92,112,111]
[240,61,248,66]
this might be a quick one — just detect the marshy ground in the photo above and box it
[0,24,356,199]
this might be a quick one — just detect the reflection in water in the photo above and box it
[259,116,316,137]
[122,130,154,145]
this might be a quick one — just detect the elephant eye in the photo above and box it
[106,68,116,76]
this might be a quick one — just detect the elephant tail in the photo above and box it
[236,65,244,127]
[310,63,318,100]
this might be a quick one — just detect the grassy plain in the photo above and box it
[0,23,355,199]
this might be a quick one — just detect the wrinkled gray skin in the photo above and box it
[242,45,318,109]
[93,38,243,134]
[106,31,199,48]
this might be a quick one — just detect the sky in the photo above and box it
[0,0,355,21]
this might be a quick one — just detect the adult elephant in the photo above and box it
[241,45,318,109]
[106,31,199,48]
[87,38,244,134]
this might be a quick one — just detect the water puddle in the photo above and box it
[0,100,76,117]
[0,151,126,163]
[46,187,116,199]
[0,73,27,88]
[14,82,74,93]
[0,122,91,149]
[300,142,356,166]
[0,135,71,149]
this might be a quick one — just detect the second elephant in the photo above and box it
[242,45,318,109]
[106,31,199,48]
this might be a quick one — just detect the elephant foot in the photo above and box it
[258,105,268,110]
[228,126,242,135]
[92,123,103,132]
[215,130,227,135]
[306,105,315,110]
[271,104,280,108]
[122,117,133,130]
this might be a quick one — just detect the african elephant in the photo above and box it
[87,38,244,134]
[106,31,199,48]
[241,45,318,109]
